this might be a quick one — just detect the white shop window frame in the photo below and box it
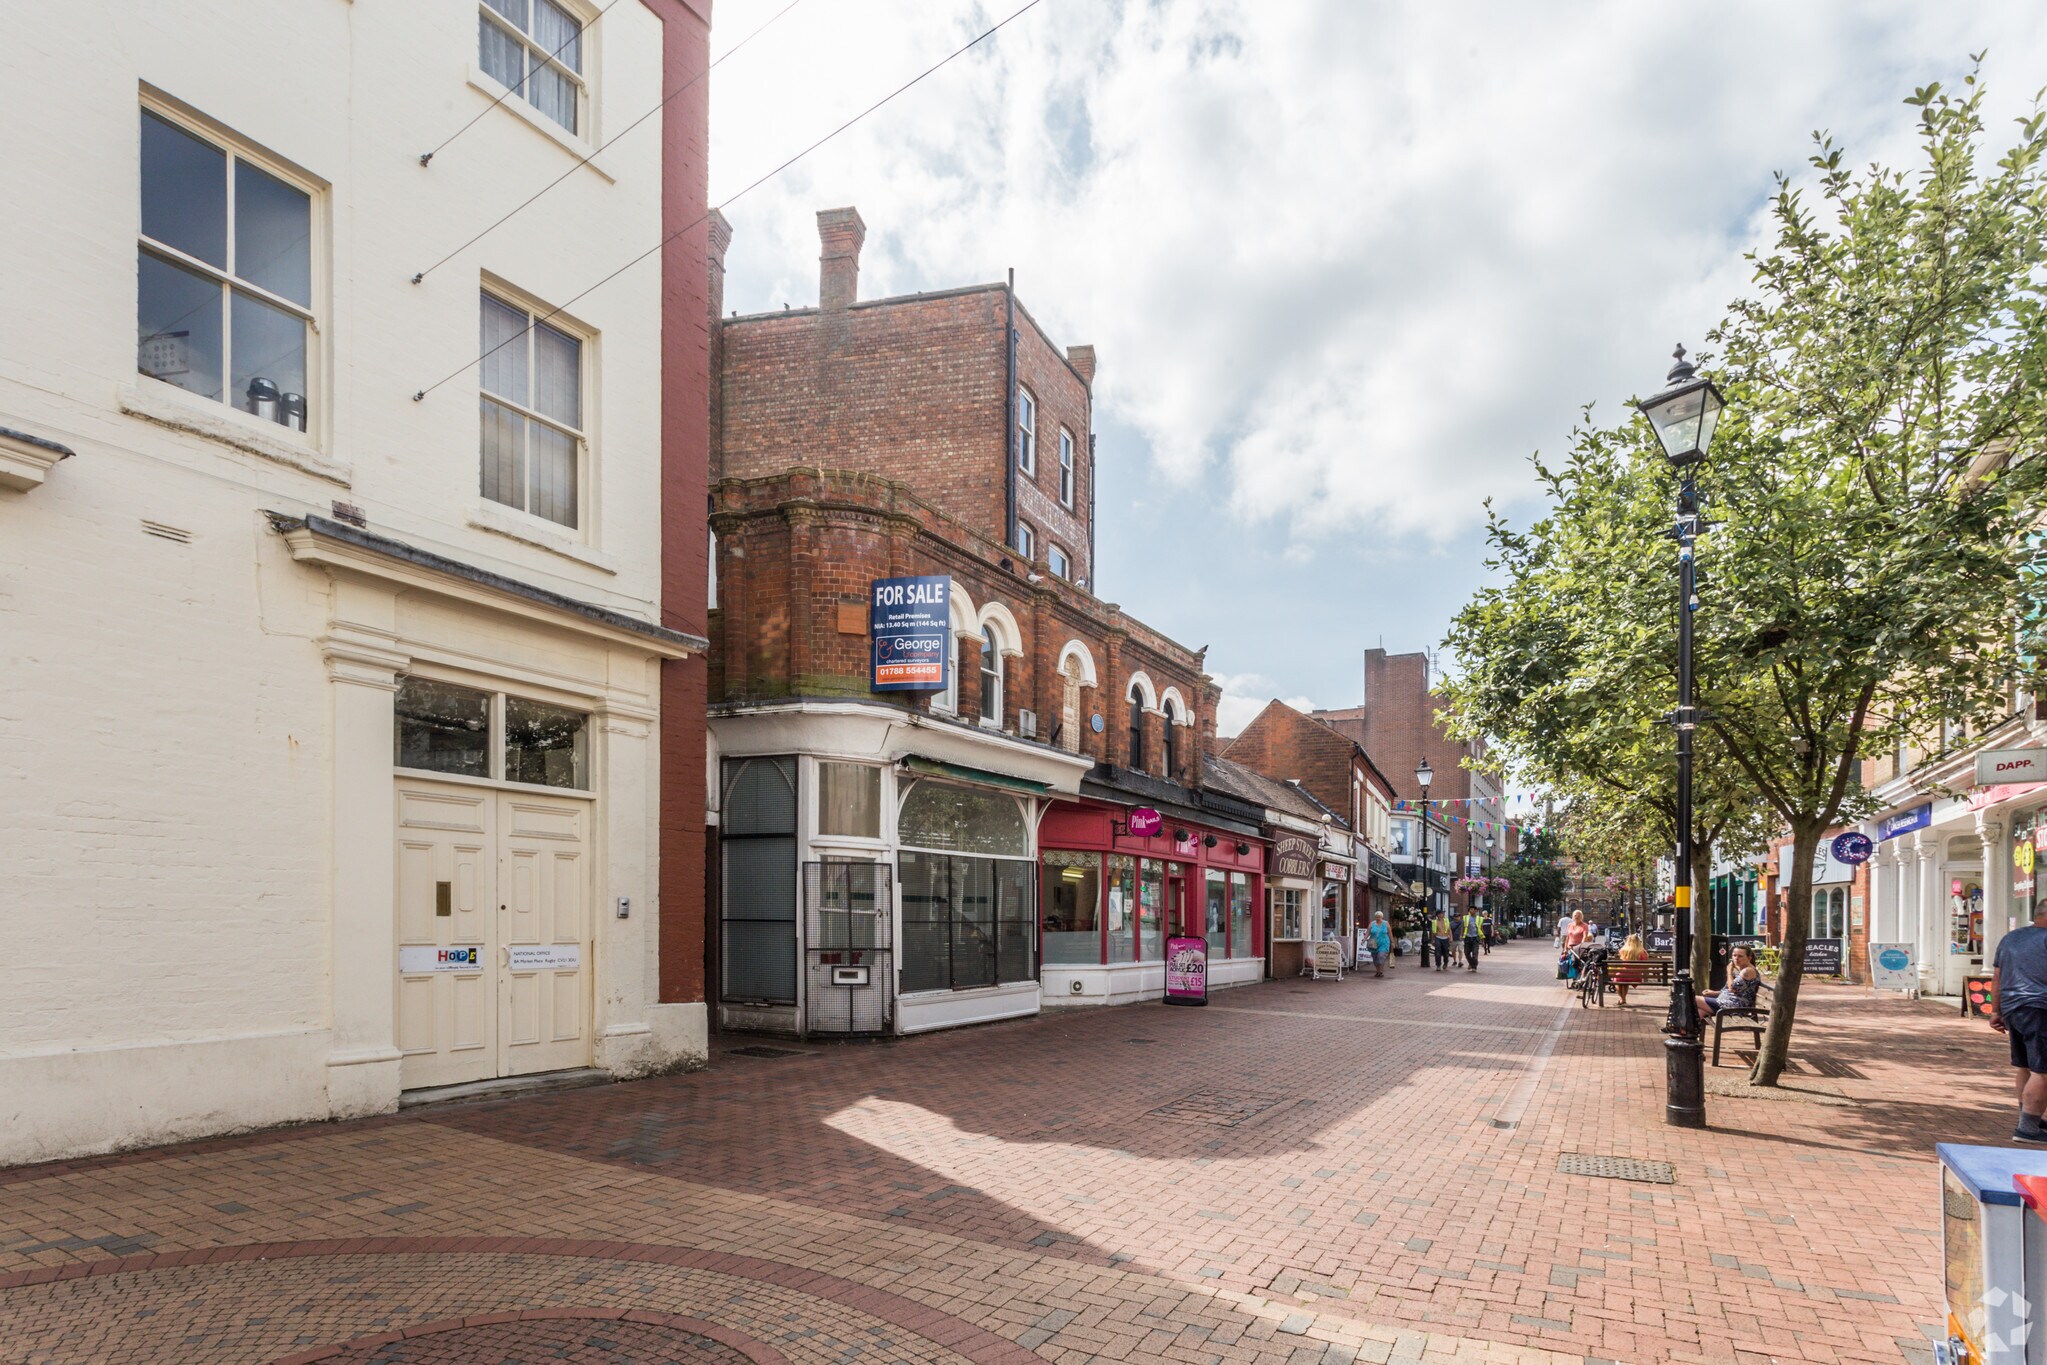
[133,90,333,466]
[391,666,599,798]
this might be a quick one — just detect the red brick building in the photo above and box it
[703,208,1265,1036]
[1220,700,1402,962]
[1316,648,1506,882]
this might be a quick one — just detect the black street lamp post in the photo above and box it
[1414,757,1434,962]
[1637,343,1725,1131]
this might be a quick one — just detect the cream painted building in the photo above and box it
[0,0,709,1166]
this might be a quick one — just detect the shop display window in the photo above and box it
[898,781,1034,994]
[1230,874,1255,958]
[1139,859,1169,961]
[720,756,797,1005]
[817,761,881,838]
[1042,850,1103,964]
[1273,886,1303,941]
[1810,886,1847,941]
[1206,869,1228,961]
[1106,854,1137,963]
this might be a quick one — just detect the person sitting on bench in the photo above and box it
[1698,945,1762,1018]
[1614,932,1648,1005]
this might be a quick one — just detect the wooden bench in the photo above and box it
[1711,1005,1770,1065]
[1595,956,1674,1008]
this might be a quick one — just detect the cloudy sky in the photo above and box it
[705,0,2047,735]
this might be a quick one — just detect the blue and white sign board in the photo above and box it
[870,576,950,691]
[1879,804,1933,842]
[1870,942,1916,990]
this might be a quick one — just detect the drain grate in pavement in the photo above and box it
[1799,1054,1867,1080]
[1149,1089,1293,1127]
[728,1046,805,1059]
[1126,1038,1157,1045]
[1558,1153,1675,1184]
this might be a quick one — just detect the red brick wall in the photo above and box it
[714,241,1095,585]
[1222,703,1356,826]
[710,469,1201,778]
[652,0,713,1007]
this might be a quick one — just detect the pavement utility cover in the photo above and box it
[727,1046,806,1059]
[1557,1153,1676,1184]
[1148,1089,1295,1126]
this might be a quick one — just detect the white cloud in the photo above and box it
[708,0,2047,548]
[1210,672,1314,737]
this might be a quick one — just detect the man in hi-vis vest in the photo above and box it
[1461,909,1484,971]
[1430,909,1454,972]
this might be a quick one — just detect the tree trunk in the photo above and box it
[1751,825,1819,1087]
[1691,833,1713,988]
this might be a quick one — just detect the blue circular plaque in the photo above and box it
[1090,713,1105,733]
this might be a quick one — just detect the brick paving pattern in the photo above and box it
[324,1319,754,1365]
[0,941,2022,1363]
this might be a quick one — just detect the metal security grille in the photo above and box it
[804,861,893,1036]
[1557,1153,1676,1184]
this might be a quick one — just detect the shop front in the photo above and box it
[1037,799,1265,1006]
[1317,827,1358,965]
[1265,832,1317,979]
[710,702,1092,1038]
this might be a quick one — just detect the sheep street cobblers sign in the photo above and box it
[870,576,950,691]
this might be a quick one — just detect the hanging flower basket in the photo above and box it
[1452,876,1491,894]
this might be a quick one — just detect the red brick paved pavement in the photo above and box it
[0,941,2021,1364]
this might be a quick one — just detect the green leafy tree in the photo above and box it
[1447,66,2047,1086]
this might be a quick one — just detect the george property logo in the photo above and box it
[437,948,478,966]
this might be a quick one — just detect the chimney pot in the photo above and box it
[817,206,866,311]
[1067,344,1097,385]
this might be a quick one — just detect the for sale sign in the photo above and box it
[871,576,950,691]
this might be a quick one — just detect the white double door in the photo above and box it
[394,780,592,1090]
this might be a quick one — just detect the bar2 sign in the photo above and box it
[871,576,950,691]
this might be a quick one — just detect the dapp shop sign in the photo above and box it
[870,576,950,691]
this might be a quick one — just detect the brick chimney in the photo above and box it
[707,208,733,322]
[1066,344,1097,386]
[817,206,865,311]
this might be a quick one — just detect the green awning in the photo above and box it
[901,756,1052,795]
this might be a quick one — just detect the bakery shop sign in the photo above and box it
[1272,834,1316,879]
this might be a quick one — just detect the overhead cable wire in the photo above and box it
[412,0,808,283]
[420,0,627,167]
[414,0,1048,402]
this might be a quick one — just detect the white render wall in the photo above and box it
[0,0,690,1164]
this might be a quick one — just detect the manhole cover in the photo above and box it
[728,1046,804,1059]
[1558,1153,1675,1184]
[1148,1089,1292,1126]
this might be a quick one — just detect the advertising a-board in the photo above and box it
[870,576,950,691]
[1165,935,1208,1005]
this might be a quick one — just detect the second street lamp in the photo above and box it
[1414,757,1434,961]
[1636,342,1725,1131]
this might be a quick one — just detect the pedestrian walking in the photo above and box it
[1368,911,1392,978]
[1554,912,1570,950]
[1430,908,1454,972]
[1460,909,1483,971]
[1991,899,2047,1143]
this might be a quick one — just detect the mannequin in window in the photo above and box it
[1127,685,1146,771]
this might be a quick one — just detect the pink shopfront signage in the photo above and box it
[1165,935,1208,1005]
[1127,807,1163,837]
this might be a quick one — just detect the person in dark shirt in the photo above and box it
[1992,902,2047,1143]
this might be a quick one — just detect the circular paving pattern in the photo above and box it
[0,1241,1037,1365]
[323,1315,756,1364]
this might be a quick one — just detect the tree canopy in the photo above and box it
[1444,65,2047,1084]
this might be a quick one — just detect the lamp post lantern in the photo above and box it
[1636,343,1725,1130]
